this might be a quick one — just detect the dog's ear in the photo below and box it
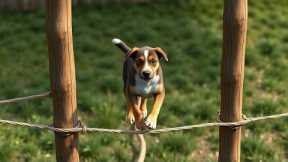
[153,47,168,62]
[128,47,140,59]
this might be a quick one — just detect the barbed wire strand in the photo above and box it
[0,112,287,134]
[0,91,51,105]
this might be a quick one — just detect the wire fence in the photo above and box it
[0,92,288,134]
[0,91,51,104]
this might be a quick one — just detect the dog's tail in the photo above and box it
[112,38,131,54]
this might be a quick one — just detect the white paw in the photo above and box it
[144,116,157,129]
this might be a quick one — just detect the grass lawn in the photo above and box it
[0,0,288,161]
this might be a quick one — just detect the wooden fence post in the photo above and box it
[46,0,80,161]
[219,0,247,162]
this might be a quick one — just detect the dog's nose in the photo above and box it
[142,71,151,78]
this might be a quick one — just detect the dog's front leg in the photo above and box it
[144,93,165,129]
[128,95,143,129]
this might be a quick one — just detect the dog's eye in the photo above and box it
[136,59,144,65]
[149,60,157,64]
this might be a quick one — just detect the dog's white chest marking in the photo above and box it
[135,75,160,96]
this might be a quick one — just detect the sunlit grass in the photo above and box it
[0,0,288,161]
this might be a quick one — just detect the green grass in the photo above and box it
[0,0,288,161]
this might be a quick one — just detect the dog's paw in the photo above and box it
[127,113,135,125]
[135,121,144,130]
[144,116,157,129]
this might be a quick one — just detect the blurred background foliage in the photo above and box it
[0,0,288,161]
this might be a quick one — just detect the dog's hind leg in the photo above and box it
[140,97,148,118]
[127,101,135,125]
[128,95,144,129]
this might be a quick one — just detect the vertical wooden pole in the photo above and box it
[46,0,80,162]
[219,0,247,162]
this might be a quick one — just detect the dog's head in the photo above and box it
[128,47,168,81]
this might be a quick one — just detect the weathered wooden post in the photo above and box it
[46,0,80,161]
[219,0,247,162]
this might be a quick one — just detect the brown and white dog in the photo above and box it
[112,38,168,129]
